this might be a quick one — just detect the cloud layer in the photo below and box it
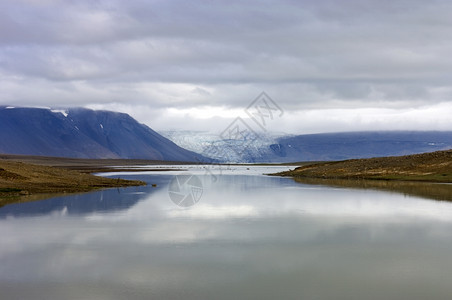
[1,0,451,133]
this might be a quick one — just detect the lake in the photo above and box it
[1,165,452,300]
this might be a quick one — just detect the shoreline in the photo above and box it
[3,149,451,208]
[0,154,300,207]
[0,159,147,207]
[272,149,452,183]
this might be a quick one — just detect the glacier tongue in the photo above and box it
[159,130,284,163]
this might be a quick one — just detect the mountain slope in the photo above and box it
[0,107,206,161]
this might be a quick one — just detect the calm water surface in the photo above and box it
[1,165,452,300]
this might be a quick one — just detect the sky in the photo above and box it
[1,0,452,134]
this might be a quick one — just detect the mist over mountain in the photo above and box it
[0,107,206,161]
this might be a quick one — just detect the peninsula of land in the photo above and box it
[275,149,452,183]
[0,158,147,207]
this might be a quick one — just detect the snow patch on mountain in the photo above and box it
[50,109,68,117]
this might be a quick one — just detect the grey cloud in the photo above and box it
[1,0,452,116]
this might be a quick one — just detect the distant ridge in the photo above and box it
[273,131,452,162]
[0,107,206,161]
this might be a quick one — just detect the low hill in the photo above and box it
[0,107,207,161]
[276,149,452,182]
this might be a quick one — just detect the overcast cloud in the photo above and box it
[1,0,452,133]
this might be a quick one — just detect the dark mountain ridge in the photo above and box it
[0,107,206,161]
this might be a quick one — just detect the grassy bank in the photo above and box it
[274,149,452,183]
[0,159,146,207]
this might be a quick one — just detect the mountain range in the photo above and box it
[0,107,206,161]
[1,106,451,163]
[161,130,452,163]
